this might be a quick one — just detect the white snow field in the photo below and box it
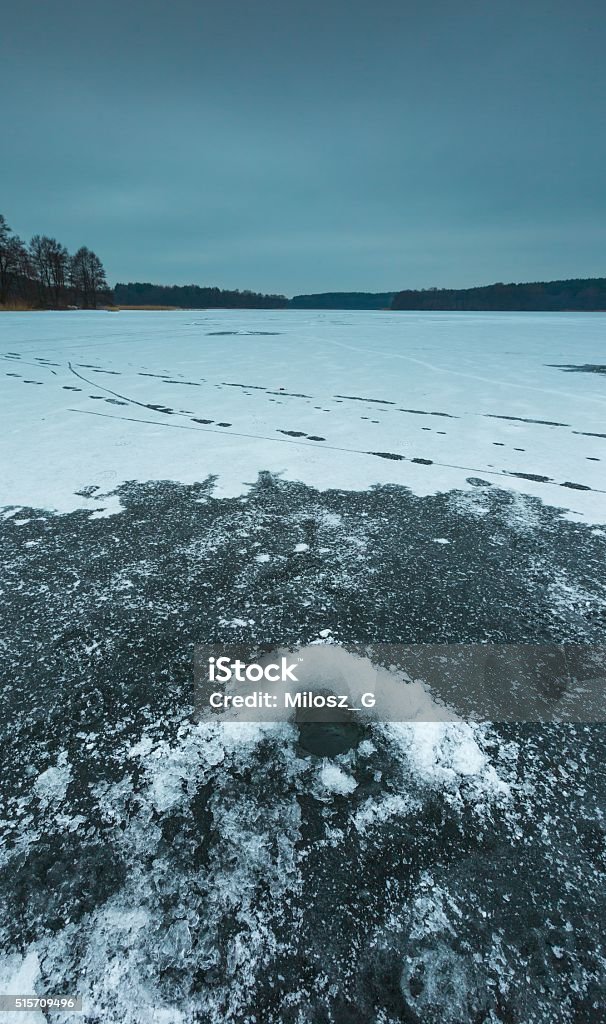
[1,308,605,521]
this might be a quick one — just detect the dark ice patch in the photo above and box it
[560,481,592,491]
[368,451,405,461]
[1,476,605,1024]
[399,408,458,418]
[548,364,606,375]
[267,391,313,398]
[191,418,214,424]
[278,430,326,441]
[145,404,175,415]
[335,395,396,405]
[486,414,569,427]
[509,472,551,483]
[411,457,434,465]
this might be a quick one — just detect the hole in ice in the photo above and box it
[297,712,364,757]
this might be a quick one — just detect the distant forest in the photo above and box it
[0,213,110,309]
[290,292,395,309]
[114,282,288,309]
[289,281,606,310]
[115,286,394,310]
[3,208,606,313]
[391,278,606,312]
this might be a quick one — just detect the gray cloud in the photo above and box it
[1,0,605,294]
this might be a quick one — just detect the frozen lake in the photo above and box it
[1,309,606,1023]
[1,308,605,521]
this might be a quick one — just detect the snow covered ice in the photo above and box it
[1,308,605,519]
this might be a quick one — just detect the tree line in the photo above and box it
[114,282,288,309]
[391,278,606,312]
[5,207,605,313]
[0,213,109,309]
[290,291,395,309]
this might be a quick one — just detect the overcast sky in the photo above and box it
[2,0,605,295]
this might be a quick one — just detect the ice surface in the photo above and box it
[1,309,605,521]
[318,762,358,795]
[1,309,606,1022]
[0,713,516,1023]
[32,755,71,806]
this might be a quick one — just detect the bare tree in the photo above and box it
[87,251,108,309]
[0,214,28,305]
[29,235,70,305]
[70,247,108,308]
[29,234,53,303]
[47,238,69,306]
[2,213,110,309]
